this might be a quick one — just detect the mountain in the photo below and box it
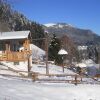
[1,0,100,46]
[43,23,100,45]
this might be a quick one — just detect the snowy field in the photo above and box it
[0,75,100,100]
[31,64,75,74]
[0,63,100,100]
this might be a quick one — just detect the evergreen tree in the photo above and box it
[48,34,62,64]
[94,47,98,63]
[87,45,99,63]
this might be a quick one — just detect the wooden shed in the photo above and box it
[0,31,32,65]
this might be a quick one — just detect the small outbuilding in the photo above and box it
[0,31,32,68]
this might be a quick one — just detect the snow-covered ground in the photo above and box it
[31,64,75,74]
[0,62,100,100]
[0,64,20,76]
[0,76,100,100]
[0,35,100,100]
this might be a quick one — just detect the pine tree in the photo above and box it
[94,47,98,63]
[48,34,62,64]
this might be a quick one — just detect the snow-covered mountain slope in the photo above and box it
[44,23,73,28]
[44,23,56,27]
[43,23,100,44]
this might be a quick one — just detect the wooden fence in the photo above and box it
[0,66,100,84]
[0,50,32,61]
[31,73,83,85]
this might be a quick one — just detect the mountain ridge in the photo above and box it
[43,23,100,45]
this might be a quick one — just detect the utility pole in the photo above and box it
[45,32,49,75]
[31,35,49,75]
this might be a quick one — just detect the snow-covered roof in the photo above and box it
[58,49,68,55]
[0,30,30,40]
[31,44,45,55]
[76,63,87,68]
[82,59,95,67]
[30,44,45,60]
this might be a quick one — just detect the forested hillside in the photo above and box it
[0,0,45,48]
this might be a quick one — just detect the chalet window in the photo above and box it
[10,40,20,51]
[13,44,17,51]
[0,44,2,51]
[10,44,19,51]
[0,43,5,51]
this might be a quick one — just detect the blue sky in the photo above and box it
[8,0,100,35]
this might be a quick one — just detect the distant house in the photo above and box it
[0,31,32,68]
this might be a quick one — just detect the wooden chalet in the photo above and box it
[0,31,32,62]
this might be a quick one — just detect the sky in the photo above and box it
[8,0,100,35]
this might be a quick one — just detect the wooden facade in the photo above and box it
[0,32,32,61]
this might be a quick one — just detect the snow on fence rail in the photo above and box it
[31,73,82,85]
[0,67,100,84]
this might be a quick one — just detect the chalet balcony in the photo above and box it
[0,51,32,61]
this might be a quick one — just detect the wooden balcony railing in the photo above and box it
[0,51,32,61]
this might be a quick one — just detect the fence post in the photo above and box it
[74,75,77,85]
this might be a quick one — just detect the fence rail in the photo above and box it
[0,66,100,85]
[31,73,83,85]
